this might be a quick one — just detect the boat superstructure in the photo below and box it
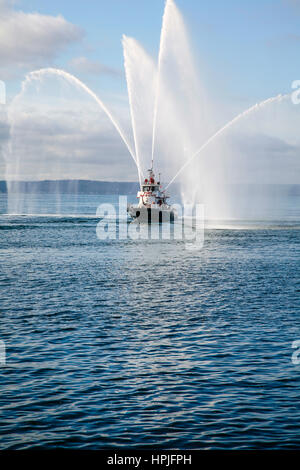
[127,168,177,223]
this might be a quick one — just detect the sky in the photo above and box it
[0,0,300,182]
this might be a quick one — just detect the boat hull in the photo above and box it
[127,205,177,223]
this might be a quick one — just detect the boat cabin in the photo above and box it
[137,169,169,208]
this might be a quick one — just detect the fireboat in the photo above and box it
[127,168,177,223]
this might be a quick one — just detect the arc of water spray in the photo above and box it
[165,93,288,190]
[16,68,138,169]
[122,36,143,187]
[151,0,172,169]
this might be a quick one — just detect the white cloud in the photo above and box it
[0,1,83,78]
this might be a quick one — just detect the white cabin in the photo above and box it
[137,169,170,208]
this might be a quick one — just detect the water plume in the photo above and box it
[123,36,157,185]
[14,68,138,168]
[166,94,288,190]
[150,0,212,181]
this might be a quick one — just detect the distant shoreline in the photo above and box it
[0,180,299,196]
[0,180,140,195]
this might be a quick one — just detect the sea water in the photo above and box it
[0,192,299,449]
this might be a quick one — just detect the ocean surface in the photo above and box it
[0,192,300,450]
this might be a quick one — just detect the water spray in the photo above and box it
[16,68,139,170]
[165,93,288,190]
[151,0,174,167]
